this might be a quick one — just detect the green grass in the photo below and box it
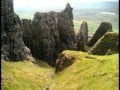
[2,50,119,90]
[52,50,119,90]
[1,60,54,90]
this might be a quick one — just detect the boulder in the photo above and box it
[55,52,75,72]
[87,22,112,47]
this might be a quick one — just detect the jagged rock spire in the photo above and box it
[66,3,71,9]
[77,21,88,51]
[21,4,75,66]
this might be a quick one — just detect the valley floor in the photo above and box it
[1,50,119,90]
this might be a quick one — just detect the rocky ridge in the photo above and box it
[1,0,117,69]
[21,3,76,66]
[1,0,30,61]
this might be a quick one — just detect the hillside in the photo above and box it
[52,50,119,90]
[1,60,54,90]
[2,50,119,90]
[1,0,119,90]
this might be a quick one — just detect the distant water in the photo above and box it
[101,12,116,15]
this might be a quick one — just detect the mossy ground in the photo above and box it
[1,60,54,90]
[52,50,119,90]
[1,50,119,90]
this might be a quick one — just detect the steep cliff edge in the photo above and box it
[1,0,29,61]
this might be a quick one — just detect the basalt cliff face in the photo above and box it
[1,0,29,61]
[21,3,76,66]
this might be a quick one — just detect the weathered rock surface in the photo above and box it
[21,3,75,66]
[32,12,56,66]
[77,21,88,51]
[55,51,75,72]
[57,3,75,50]
[88,32,119,55]
[21,19,33,49]
[7,14,26,60]
[1,0,31,61]
[1,0,14,60]
[87,22,112,47]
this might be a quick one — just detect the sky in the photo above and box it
[14,0,118,12]
[14,0,118,8]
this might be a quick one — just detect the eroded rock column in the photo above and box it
[87,22,112,47]
[77,21,88,51]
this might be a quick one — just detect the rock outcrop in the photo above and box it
[55,51,75,72]
[21,3,75,66]
[7,14,26,60]
[87,22,112,47]
[88,32,119,55]
[21,19,33,49]
[1,0,29,61]
[32,12,56,66]
[77,21,88,51]
[57,3,75,50]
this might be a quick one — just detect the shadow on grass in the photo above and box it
[33,59,55,69]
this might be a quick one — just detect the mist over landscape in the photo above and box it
[14,0,119,35]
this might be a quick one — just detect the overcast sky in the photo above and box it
[14,0,118,11]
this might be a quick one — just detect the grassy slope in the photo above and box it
[2,50,119,90]
[1,60,54,90]
[52,50,119,90]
